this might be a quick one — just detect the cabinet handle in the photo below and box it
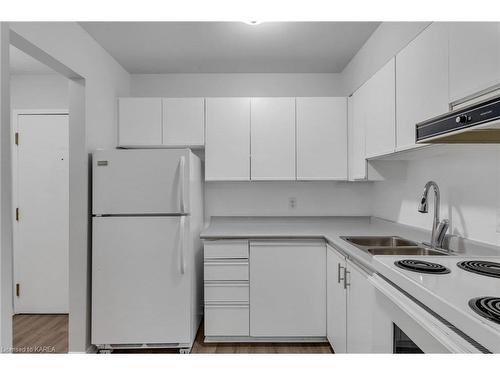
[344,269,351,289]
[338,263,345,284]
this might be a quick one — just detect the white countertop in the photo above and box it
[201,216,499,271]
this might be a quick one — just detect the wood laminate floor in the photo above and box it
[12,315,333,354]
[12,314,68,353]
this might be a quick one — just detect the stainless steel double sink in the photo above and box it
[340,236,449,256]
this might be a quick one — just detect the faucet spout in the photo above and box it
[418,181,444,248]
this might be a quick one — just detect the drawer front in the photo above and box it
[205,283,249,303]
[204,261,249,281]
[205,305,249,336]
[204,240,249,259]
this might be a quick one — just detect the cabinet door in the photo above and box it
[249,241,326,337]
[396,23,449,151]
[449,22,500,102]
[162,98,205,147]
[205,98,250,181]
[251,98,296,180]
[345,260,392,353]
[296,97,347,180]
[348,89,367,180]
[118,98,162,146]
[327,245,347,353]
[346,260,374,353]
[364,58,396,158]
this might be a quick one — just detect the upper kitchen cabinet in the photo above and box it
[250,98,296,180]
[396,23,449,151]
[162,98,205,147]
[348,87,367,180]
[118,98,162,146]
[364,58,396,159]
[449,22,500,102]
[205,98,251,181]
[118,97,205,148]
[296,97,347,180]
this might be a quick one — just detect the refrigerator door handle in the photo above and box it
[180,215,186,274]
[178,156,186,214]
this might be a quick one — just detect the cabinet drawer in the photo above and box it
[204,261,249,281]
[205,305,249,336]
[205,283,249,303]
[204,240,249,259]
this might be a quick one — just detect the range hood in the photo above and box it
[416,95,500,144]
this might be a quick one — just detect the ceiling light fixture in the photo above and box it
[243,21,263,26]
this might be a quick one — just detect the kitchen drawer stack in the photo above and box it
[204,240,250,337]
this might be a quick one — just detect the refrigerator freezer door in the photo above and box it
[92,149,189,215]
[92,216,190,345]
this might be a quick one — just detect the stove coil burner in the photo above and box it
[394,259,451,274]
[457,260,500,279]
[469,297,500,325]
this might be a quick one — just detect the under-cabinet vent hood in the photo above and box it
[416,95,500,144]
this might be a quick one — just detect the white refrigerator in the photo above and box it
[91,149,203,352]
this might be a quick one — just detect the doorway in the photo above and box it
[10,46,69,353]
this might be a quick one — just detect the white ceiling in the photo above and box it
[80,22,380,74]
[9,45,56,75]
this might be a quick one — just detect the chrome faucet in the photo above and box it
[418,181,449,249]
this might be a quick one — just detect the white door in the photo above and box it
[93,149,190,215]
[327,245,347,353]
[364,58,396,158]
[205,98,250,181]
[92,216,190,345]
[296,97,347,180]
[396,22,449,151]
[251,98,296,180]
[249,241,326,337]
[162,98,205,147]
[14,113,69,313]
[449,22,500,102]
[118,98,162,146]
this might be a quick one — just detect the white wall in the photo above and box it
[372,148,500,246]
[206,181,373,218]
[10,23,131,150]
[131,73,344,97]
[10,74,68,109]
[0,22,13,352]
[8,22,131,353]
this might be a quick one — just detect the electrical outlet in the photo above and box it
[289,197,297,209]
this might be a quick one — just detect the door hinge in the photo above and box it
[16,283,20,297]
[15,132,19,146]
[15,207,19,221]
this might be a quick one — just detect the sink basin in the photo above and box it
[367,247,449,256]
[342,236,418,247]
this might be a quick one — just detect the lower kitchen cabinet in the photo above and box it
[327,246,392,353]
[326,245,347,353]
[249,241,326,337]
[203,240,250,338]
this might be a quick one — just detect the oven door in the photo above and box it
[370,275,482,354]
[393,323,423,353]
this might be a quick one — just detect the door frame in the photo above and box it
[1,25,88,352]
[11,109,69,314]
